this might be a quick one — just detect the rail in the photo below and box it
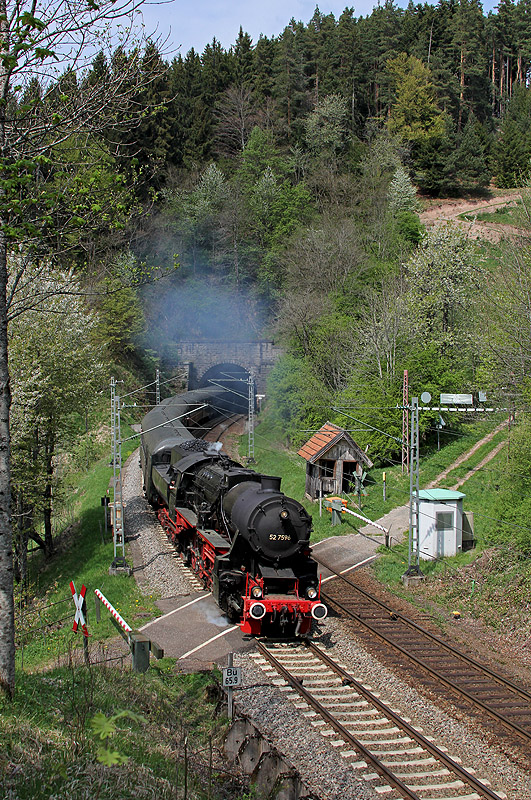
[318,555,531,745]
[255,640,506,800]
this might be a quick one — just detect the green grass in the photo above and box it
[17,418,160,670]
[459,201,522,226]
[1,663,232,800]
[372,541,479,585]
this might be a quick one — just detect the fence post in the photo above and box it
[82,596,89,666]
[130,632,150,673]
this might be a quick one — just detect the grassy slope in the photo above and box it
[1,664,232,800]
[17,418,160,670]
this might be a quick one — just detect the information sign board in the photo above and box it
[222,666,242,687]
[440,393,473,405]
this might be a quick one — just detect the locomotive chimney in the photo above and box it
[260,476,281,492]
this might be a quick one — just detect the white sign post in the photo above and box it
[223,654,241,720]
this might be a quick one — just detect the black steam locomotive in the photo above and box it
[140,387,327,635]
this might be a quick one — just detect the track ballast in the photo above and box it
[319,564,531,754]
[252,639,507,800]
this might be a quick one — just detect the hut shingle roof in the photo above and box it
[297,422,345,462]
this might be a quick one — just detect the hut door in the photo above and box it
[342,461,358,493]
[436,511,454,557]
[319,459,336,493]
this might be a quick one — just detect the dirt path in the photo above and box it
[425,416,508,490]
[362,417,509,542]
[419,190,522,242]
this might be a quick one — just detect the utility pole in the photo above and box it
[247,375,255,463]
[110,377,129,574]
[404,396,422,582]
[402,369,409,473]
[155,368,161,406]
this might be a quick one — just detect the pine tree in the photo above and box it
[233,27,254,86]
[494,86,531,186]
[449,114,491,192]
[515,0,531,86]
[272,20,310,142]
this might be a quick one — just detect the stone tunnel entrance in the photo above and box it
[175,341,282,395]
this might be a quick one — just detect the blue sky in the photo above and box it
[141,0,500,57]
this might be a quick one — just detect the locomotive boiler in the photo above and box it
[140,387,327,635]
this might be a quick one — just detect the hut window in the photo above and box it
[319,459,335,478]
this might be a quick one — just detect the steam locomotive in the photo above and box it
[140,387,327,635]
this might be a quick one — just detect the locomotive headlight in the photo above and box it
[251,586,263,599]
[279,509,290,520]
[311,603,328,621]
[306,586,318,600]
[249,602,266,619]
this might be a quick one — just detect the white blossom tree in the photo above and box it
[405,224,482,349]
[388,165,420,215]
[9,279,102,570]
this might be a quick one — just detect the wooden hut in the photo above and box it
[297,422,373,501]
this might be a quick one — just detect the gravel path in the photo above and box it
[123,449,195,599]
[419,192,522,242]
[122,450,531,800]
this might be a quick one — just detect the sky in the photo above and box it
[140,0,500,58]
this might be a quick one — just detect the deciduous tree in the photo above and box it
[10,281,102,561]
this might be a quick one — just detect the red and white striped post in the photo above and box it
[94,589,159,672]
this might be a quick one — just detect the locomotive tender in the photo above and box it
[140,387,327,635]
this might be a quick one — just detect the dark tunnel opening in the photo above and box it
[199,363,252,413]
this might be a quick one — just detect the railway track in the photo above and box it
[252,639,507,800]
[204,412,245,454]
[319,565,531,751]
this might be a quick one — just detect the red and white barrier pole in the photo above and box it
[94,588,132,635]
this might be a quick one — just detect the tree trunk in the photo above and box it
[491,44,496,114]
[286,63,291,140]
[233,235,239,287]
[0,0,14,697]
[458,46,465,132]
[14,492,31,587]
[43,432,54,557]
[0,229,15,699]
